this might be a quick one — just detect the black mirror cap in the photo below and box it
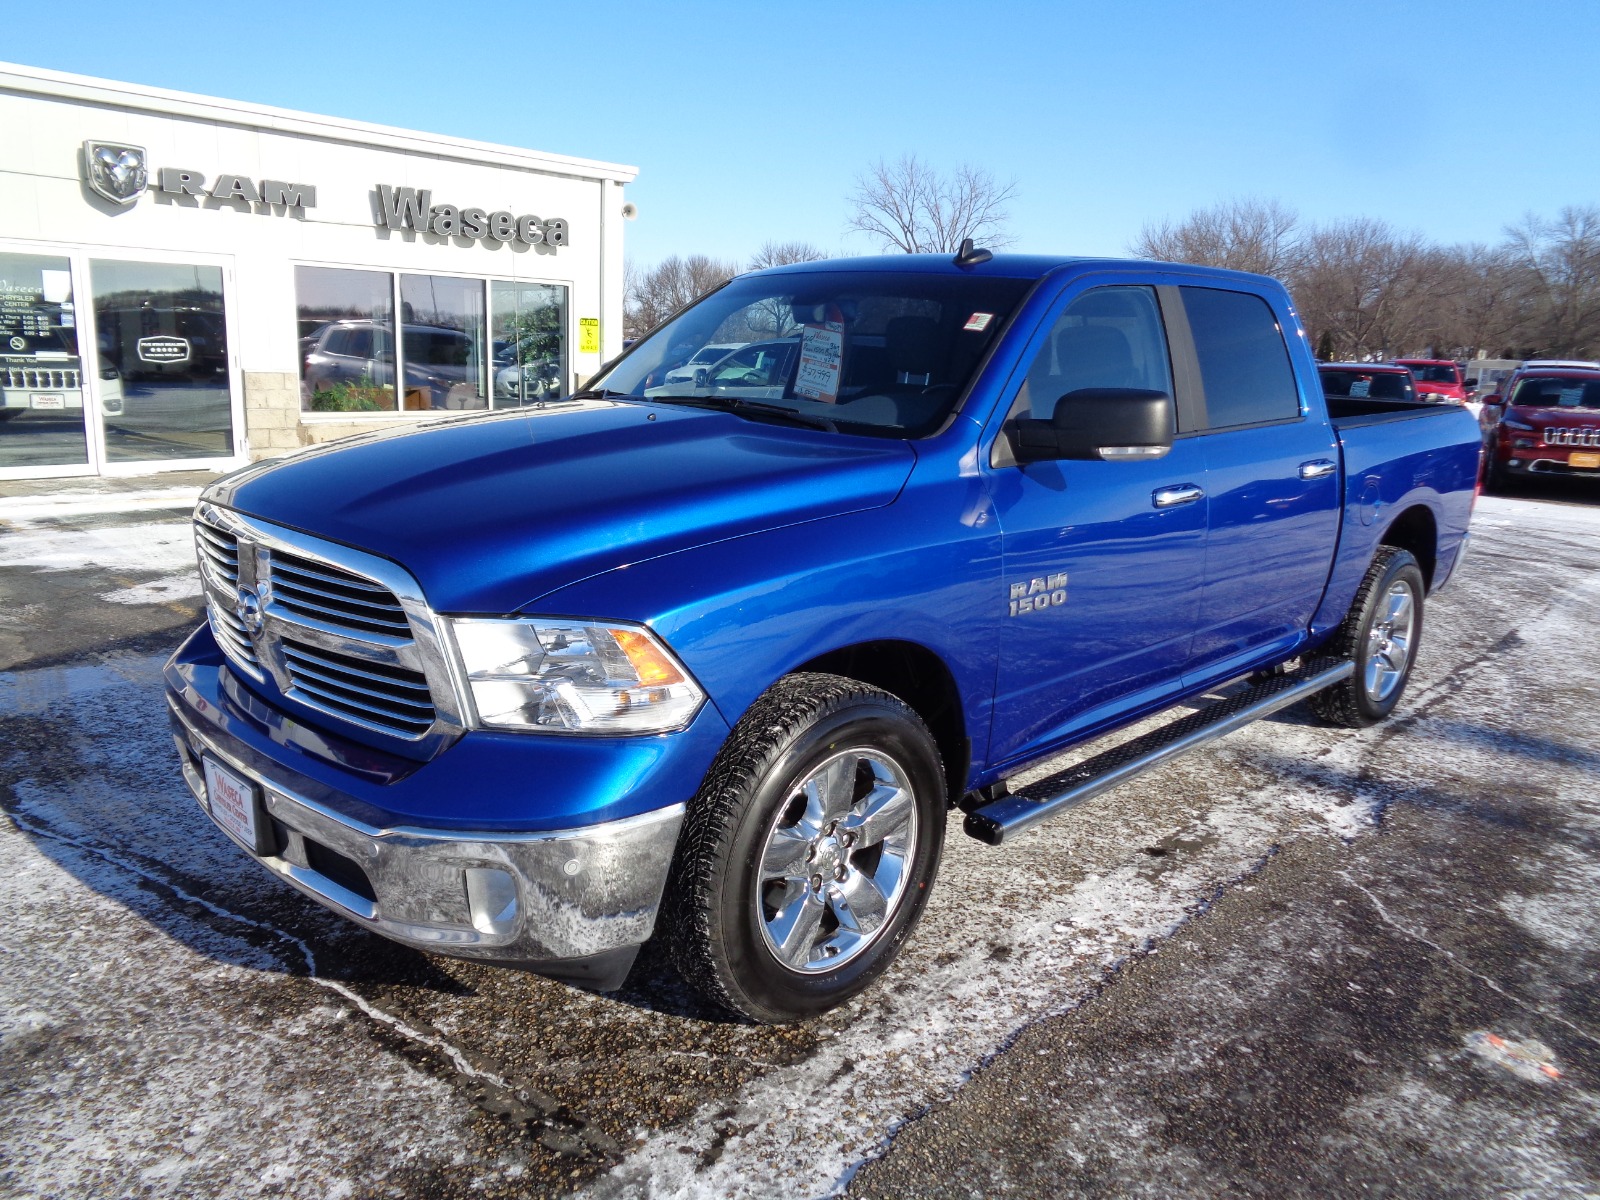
[1010,388,1175,463]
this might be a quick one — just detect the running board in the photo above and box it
[964,657,1353,847]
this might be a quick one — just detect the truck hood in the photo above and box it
[208,401,916,613]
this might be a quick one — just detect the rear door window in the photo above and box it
[1181,287,1301,429]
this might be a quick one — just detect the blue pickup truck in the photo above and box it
[166,250,1479,1022]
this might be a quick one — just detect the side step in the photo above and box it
[964,657,1353,846]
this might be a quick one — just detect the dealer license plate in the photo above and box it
[30,394,65,410]
[203,757,262,852]
[1569,451,1600,469]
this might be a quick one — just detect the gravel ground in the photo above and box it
[1,484,1596,1199]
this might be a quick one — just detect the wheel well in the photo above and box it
[796,640,969,804]
[1380,504,1438,588]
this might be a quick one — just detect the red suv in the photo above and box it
[1392,359,1471,405]
[1480,368,1600,489]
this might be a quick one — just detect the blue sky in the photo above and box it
[8,0,1596,268]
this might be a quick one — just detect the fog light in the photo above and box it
[464,867,519,936]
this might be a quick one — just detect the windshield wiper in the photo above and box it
[569,387,634,401]
[653,393,837,432]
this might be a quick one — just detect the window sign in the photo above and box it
[795,321,844,403]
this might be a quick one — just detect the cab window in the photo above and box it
[1017,285,1174,419]
[1181,287,1300,428]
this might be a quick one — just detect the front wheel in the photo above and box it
[662,673,946,1023]
[1311,546,1425,728]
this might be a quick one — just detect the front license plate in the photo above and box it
[30,394,65,410]
[203,757,264,852]
[1569,451,1600,469]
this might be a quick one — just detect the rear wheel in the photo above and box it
[663,673,946,1023]
[1483,452,1511,494]
[1311,546,1425,728]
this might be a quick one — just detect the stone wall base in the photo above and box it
[242,372,430,460]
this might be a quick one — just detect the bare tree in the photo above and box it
[623,254,740,340]
[1504,205,1600,357]
[1293,218,1436,360]
[846,155,1018,253]
[749,241,829,270]
[1131,198,1303,276]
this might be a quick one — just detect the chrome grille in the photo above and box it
[268,551,412,637]
[192,503,463,750]
[1542,426,1600,447]
[208,600,260,667]
[281,637,435,738]
[195,520,240,589]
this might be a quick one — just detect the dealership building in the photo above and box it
[0,61,636,480]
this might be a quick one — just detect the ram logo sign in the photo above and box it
[84,142,149,205]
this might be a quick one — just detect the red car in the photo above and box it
[1392,359,1471,405]
[1479,368,1600,489]
[1318,362,1418,403]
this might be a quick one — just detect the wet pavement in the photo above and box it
[2,480,1598,1199]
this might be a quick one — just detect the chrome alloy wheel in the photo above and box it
[1363,579,1416,702]
[755,747,919,973]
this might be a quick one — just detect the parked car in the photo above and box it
[1318,362,1417,403]
[1479,367,1600,490]
[169,252,1479,1024]
[1391,358,1471,406]
[647,339,801,401]
[662,342,747,386]
[302,320,485,410]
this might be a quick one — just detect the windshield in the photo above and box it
[1320,369,1414,401]
[1399,362,1459,384]
[1510,376,1600,408]
[591,270,1034,437]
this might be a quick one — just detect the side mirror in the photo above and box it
[694,367,708,387]
[1009,388,1174,463]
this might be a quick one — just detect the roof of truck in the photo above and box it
[742,253,1284,286]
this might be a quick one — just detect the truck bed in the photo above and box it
[1326,396,1469,427]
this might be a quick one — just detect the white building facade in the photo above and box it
[0,62,636,479]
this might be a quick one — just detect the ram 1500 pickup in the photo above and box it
[166,251,1480,1023]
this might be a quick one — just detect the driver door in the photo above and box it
[987,282,1209,767]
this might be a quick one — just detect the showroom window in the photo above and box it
[295,267,568,413]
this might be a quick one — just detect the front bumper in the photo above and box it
[166,629,701,990]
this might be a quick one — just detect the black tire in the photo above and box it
[662,673,946,1023]
[1311,546,1426,729]
[1483,453,1510,494]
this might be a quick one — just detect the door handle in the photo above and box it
[1152,484,1205,508]
[1299,459,1337,480]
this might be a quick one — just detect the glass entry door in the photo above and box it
[0,251,91,472]
[90,259,236,464]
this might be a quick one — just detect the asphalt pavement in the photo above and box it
[1,480,1597,1199]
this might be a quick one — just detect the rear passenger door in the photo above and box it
[1175,284,1341,682]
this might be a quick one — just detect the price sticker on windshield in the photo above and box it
[795,321,844,403]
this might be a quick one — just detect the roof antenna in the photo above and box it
[954,237,992,268]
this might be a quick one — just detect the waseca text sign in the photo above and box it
[374,185,569,249]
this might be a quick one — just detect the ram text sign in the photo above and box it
[81,141,316,210]
[374,185,568,249]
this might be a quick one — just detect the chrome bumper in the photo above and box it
[168,698,685,990]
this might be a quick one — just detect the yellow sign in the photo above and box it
[578,317,600,354]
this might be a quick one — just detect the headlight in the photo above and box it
[449,617,704,734]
